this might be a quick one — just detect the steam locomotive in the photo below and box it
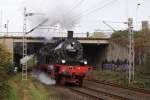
[36,31,92,86]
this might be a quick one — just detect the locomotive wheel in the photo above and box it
[56,75,61,84]
[56,75,65,85]
[60,76,66,85]
[79,78,83,87]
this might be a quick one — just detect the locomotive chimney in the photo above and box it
[67,31,73,39]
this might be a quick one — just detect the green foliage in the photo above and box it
[0,44,12,99]
[111,30,128,38]
[91,70,128,86]
[111,30,142,39]
[5,74,50,100]
[91,70,150,90]
[111,30,150,64]
[110,30,128,47]
[108,29,150,89]
[27,56,36,68]
[144,51,150,72]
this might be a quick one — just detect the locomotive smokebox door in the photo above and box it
[67,31,73,39]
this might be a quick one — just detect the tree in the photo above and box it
[111,30,150,66]
[145,51,150,72]
[110,30,128,47]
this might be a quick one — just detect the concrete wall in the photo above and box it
[0,38,13,53]
[83,42,128,69]
[106,42,128,62]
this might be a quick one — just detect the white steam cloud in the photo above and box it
[31,70,56,85]
[20,55,34,64]
[22,0,81,31]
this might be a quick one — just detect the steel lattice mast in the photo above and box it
[128,18,135,83]
[21,8,48,80]
[22,8,27,80]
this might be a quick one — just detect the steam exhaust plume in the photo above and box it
[31,70,56,85]
[20,55,34,64]
[21,0,81,39]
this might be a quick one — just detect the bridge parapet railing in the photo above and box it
[0,32,109,39]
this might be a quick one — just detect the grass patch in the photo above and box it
[4,74,49,100]
[4,73,76,100]
[27,56,36,69]
[28,79,49,100]
[91,69,150,90]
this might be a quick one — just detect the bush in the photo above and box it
[0,45,12,99]
[144,51,150,73]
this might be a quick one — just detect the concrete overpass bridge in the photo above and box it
[0,36,109,53]
[0,36,110,68]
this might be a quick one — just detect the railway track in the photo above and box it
[56,79,150,100]
[88,79,150,94]
[84,79,150,100]
[69,86,129,100]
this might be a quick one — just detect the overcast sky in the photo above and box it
[0,0,150,35]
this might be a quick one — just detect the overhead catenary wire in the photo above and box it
[66,0,105,19]
[70,0,119,25]
[64,0,85,15]
[100,20,142,24]
[69,0,81,10]
[102,21,116,32]
[26,18,48,34]
[66,0,120,32]
[82,0,118,17]
[63,0,114,28]
[69,0,109,22]
[76,0,109,17]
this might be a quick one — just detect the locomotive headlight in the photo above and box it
[84,61,87,65]
[62,60,66,64]
[72,42,75,45]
